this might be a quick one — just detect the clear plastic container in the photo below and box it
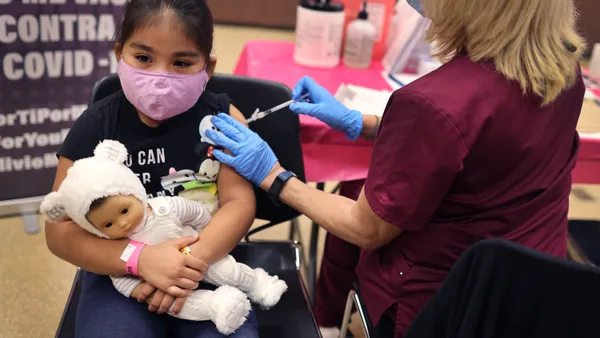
[294,1,346,68]
[342,0,396,61]
[343,3,377,68]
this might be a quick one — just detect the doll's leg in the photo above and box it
[204,255,288,309]
[170,286,251,335]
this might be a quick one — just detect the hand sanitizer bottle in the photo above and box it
[343,0,377,68]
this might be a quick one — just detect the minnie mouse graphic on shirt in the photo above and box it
[160,114,225,215]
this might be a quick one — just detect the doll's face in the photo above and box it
[86,195,145,239]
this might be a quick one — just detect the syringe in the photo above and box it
[247,93,310,123]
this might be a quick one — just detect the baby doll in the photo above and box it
[40,140,287,335]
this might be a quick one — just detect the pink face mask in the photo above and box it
[117,58,209,121]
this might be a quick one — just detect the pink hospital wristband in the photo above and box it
[120,240,146,276]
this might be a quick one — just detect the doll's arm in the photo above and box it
[111,275,143,298]
[169,197,212,231]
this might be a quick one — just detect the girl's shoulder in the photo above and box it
[85,90,132,121]
[195,90,232,115]
[58,90,135,162]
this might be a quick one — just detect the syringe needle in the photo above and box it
[246,108,259,123]
[246,93,310,123]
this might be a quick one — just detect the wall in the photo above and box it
[208,0,298,29]
[575,0,600,56]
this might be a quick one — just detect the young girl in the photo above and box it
[44,1,259,337]
[42,140,287,335]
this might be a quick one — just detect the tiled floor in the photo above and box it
[1,24,599,338]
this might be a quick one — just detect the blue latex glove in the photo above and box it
[205,113,278,185]
[290,76,363,141]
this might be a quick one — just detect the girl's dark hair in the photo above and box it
[115,0,214,60]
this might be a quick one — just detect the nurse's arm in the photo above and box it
[360,115,381,140]
[188,105,257,264]
[260,167,402,249]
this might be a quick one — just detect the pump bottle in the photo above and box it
[343,1,377,68]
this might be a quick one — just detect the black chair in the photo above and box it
[55,74,320,338]
[341,239,600,338]
[567,220,600,265]
[339,282,374,338]
[406,239,600,338]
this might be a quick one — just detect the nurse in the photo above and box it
[206,0,586,336]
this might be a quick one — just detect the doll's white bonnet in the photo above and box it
[40,140,147,238]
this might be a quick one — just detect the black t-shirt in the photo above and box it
[57,90,231,198]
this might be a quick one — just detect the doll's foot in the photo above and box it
[211,285,251,335]
[248,268,288,309]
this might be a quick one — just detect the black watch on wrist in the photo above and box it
[268,171,296,206]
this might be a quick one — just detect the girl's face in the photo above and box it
[115,14,216,76]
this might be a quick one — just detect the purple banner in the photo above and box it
[0,0,124,202]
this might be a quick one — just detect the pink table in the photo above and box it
[234,40,600,185]
[575,135,600,184]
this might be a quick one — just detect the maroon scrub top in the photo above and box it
[360,55,585,337]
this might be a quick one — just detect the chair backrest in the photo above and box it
[567,220,600,265]
[89,74,121,106]
[88,74,305,224]
[406,239,600,338]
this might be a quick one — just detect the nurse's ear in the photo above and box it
[207,52,217,78]
[114,43,123,61]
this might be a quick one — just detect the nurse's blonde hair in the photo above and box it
[421,0,585,105]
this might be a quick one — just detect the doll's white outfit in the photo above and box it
[114,196,287,320]
[40,140,287,335]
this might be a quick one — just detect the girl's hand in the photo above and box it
[132,282,188,315]
[137,235,208,297]
[132,282,157,303]
[148,289,188,315]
